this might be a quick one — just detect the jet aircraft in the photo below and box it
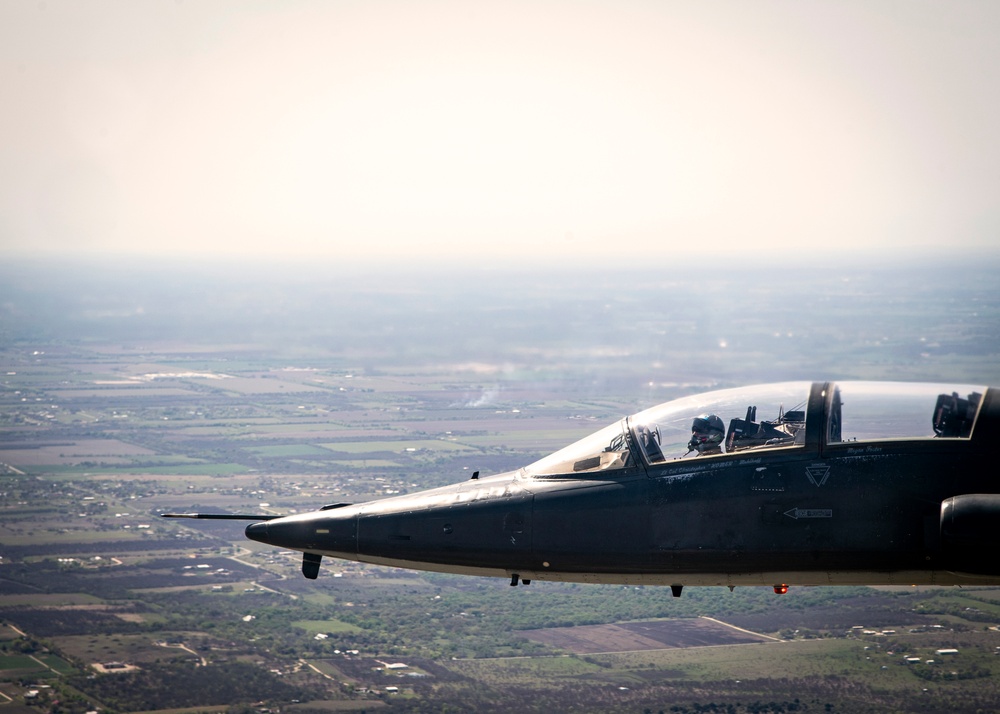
[165,380,999,595]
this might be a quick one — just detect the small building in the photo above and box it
[93,661,138,674]
[935,648,959,656]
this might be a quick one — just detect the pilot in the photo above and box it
[688,413,725,455]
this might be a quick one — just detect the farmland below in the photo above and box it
[2,259,1000,713]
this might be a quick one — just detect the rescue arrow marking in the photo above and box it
[784,508,833,520]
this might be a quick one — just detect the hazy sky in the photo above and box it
[2,0,998,265]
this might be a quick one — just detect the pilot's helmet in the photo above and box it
[690,413,724,450]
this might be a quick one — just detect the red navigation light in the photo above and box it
[773,584,789,595]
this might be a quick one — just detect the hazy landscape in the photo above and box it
[1,257,999,713]
[4,0,1000,710]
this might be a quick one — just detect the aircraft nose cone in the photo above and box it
[244,511,358,553]
[245,521,269,543]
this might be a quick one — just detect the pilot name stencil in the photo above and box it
[805,463,831,487]
[847,445,883,455]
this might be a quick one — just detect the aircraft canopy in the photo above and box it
[523,381,985,477]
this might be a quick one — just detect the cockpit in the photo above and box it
[630,381,810,465]
[522,381,985,478]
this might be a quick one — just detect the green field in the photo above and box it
[247,444,338,457]
[328,459,404,467]
[286,701,386,712]
[0,654,65,679]
[0,594,104,607]
[35,654,76,675]
[292,620,364,635]
[452,653,606,681]
[595,639,866,679]
[0,655,44,672]
[318,440,478,454]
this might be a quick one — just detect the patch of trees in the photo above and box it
[70,660,323,711]
[1,537,221,562]
[0,556,256,600]
[5,607,144,637]
[0,577,39,594]
[911,663,991,681]
[910,600,1000,623]
[664,703,820,713]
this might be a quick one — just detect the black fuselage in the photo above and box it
[244,381,1000,588]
